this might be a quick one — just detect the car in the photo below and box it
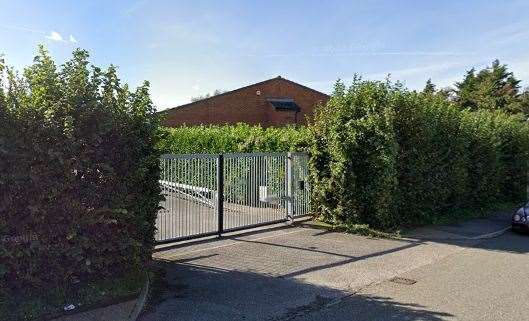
[512,202,529,233]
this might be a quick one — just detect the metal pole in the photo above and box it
[287,152,293,221]
[217,154,224,237]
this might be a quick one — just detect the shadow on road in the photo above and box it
[406,211,529,254]
[472,229,529,253]
[140,258,453,321]
[231,237,421,278]
[144,209,529,321]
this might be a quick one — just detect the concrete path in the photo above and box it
[140,212,517,321]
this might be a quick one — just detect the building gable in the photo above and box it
[161,76,329,127]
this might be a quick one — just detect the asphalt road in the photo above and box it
[288,230,529,321]
[142,213,528,321]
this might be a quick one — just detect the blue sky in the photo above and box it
[1,0,529,110]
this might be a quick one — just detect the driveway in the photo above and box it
[285,230,529,321]
[140,212,521,321]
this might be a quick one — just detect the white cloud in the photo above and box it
[1,26,78,44]
[246,50,473,59]
[364,62,464,80]
[305,61,475,94]
[0,24,44,34]
[123,0,148,16]
[45,31,79,44]
[192,84,200,91]
[46,31,64,42]
[163,24,221,45]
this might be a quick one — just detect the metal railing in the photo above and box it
[156,152,310,243]
[289,153,311,218]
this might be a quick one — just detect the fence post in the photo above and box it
[287,152,293,221]
[217,154,224,237]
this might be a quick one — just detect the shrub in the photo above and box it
[158,123,311,154]
[309,79,398,229]
[0,47,161,292]
[310,79,529,230]
[393,92,470,224]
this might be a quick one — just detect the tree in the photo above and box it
[190,89,226,102]
[421,79,453,101]
[518,89,529,117]
[453,60,529,114]
[423,78,436,94]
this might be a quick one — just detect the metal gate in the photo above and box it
[156,152,310,243]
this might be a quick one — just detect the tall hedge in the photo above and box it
[0,47,161,292]
[310,79,529,230]
[158,123,311,154]
[310,79,398,229]
[393,92,470,225]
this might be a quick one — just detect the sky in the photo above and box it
[1,0,529,111]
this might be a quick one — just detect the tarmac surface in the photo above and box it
[141,212,528,321]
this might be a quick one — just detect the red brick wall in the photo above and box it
[162,78,329,127]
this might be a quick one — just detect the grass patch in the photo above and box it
[0,269,146,321]
[341,223,400,238]
[301,220,400,238]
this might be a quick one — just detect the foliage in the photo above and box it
[453,59,529,115]
[0,270,145,321]
[310,78,529,230]
[158,123,311,154]
[393,91,469,225]
[309,78,398,230]
[304,220,399,238]
[190,89,226,102]
[158,124,307,209]
[422,78,436,94]
[0,46,161,293]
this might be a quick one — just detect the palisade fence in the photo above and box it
[156,152,310,242]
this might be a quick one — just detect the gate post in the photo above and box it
[217,154,224,237]
[287,152,293,221]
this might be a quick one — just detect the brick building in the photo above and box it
[161,76,329,127]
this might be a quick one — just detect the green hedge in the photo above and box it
[310,79,529,230]
[158,123,311,154]
[0,47,161,293]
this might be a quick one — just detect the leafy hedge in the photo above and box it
[158,123,311,154]
[0,47,161,293]
[310,79,529,230]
